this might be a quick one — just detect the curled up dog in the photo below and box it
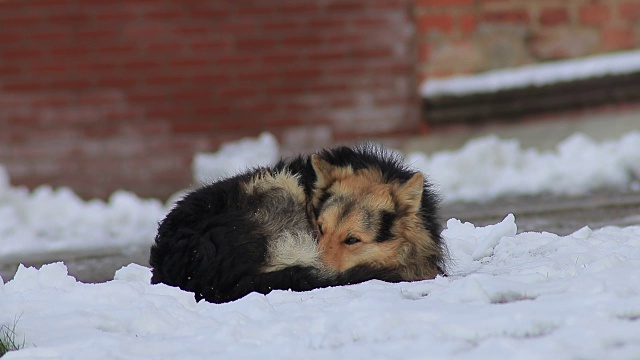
[149,144,447,303]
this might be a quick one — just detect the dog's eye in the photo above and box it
[343,237,361,245]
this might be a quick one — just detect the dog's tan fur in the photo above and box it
[244,170,324,273]
[310,155,442,280]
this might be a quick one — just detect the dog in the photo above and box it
[149,144,446,303]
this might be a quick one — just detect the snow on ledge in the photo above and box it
[421,49,640,98]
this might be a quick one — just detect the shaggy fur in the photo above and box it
[149,144,446,303]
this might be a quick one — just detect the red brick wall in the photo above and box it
[417,0,640,81]
[0,0,418,199]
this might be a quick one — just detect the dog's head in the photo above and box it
[309,154,442,280]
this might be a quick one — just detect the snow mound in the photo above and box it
[407,132,640,203]
[192,132,279,185]
[0,184,166,263]
[2,217,640,359]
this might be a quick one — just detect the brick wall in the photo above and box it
[0,0,417,200]
[417,0,640,81]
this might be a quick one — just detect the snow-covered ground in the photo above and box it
[2,215,640,359]
[421,49,640,98]
[1,131,640,358]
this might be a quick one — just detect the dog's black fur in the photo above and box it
[150,144,444,303]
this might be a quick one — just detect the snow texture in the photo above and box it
[407,132,640,203]
[192,132,279,185]
[2,216,640,359]
[0,181,165,263]
[1,132,640,358]
[421,49,640,98]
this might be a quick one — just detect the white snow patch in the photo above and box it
[193,132,279,185]
[0,183,166,263]
[1,217,640,359]
[421,49,640,97]
[407,132,640,203]
[470,214,518,261]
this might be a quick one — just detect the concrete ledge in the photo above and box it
[421,50,640,126]
[441,190,640,236]
[423,72,640,125]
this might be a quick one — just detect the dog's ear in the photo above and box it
[396,172,424,213]
[310,154,337,188]
[311,154,332,186]
[311,154,355,189]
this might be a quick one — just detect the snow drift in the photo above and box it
[2,215,639,359]
[1,131,639,358]
[407,132,640,203]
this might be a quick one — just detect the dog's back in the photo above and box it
[149,167,329,303]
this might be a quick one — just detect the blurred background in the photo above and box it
[2,0,640,201]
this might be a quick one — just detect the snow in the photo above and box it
[2,215,640,359]
[0,181,166,264]
[1,132,639,358]
[407,131,640,203]
[192,132,279,185]
[421,49,640,98]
